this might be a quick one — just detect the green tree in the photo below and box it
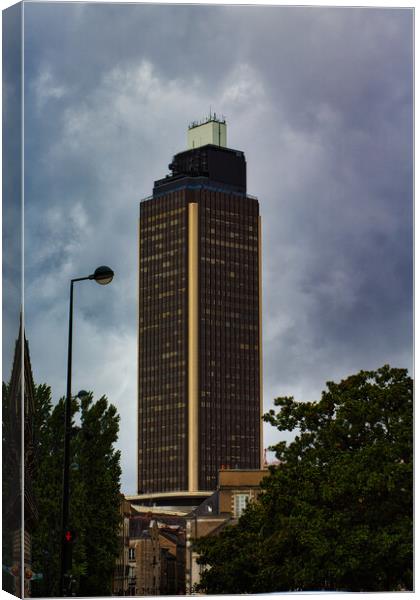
[31,386,122,597]
[2,382,19,593]
[77,393,122,596]
[31,386,64,596]
[195,365,413,593]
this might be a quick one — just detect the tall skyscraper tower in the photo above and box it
[138,116,262,496]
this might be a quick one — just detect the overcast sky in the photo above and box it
[11,3,413,493]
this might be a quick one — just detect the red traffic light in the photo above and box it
[64,529,76,543]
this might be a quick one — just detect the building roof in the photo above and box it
[131,504,191,518]
[191,491,219,516]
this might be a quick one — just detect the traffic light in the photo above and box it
[62,529,77,577]
[63,529,77,544]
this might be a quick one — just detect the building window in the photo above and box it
[234,493,250,518]
[129,547,136,561]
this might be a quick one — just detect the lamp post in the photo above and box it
[60,266,114,597]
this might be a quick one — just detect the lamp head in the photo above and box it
[90,266,114,285]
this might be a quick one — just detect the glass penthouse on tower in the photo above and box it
[138,116,262,497]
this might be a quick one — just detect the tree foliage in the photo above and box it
[195,365,413,593]
[2,381,19,593]
[31,386,122,597]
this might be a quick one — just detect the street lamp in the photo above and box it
[60,266,114,597]
[89,265,114,285]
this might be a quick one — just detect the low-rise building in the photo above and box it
[136,522,160,596]
[112,496,131,595]
[115,503,187,595]
[116,468,269,595]
[185,468,268,593]
[218,468,267,519]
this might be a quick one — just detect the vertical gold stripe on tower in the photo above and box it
[258,216,264,468]
[188,203,199,491]
[137,216,141,493]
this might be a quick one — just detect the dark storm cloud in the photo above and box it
[3,2,22,378]
[22,4,413,488]
[24,3,237,94]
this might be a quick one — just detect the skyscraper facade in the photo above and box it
[138,117,262,495]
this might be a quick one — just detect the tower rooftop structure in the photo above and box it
[154,117,245,195]
[187,113,227,149]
